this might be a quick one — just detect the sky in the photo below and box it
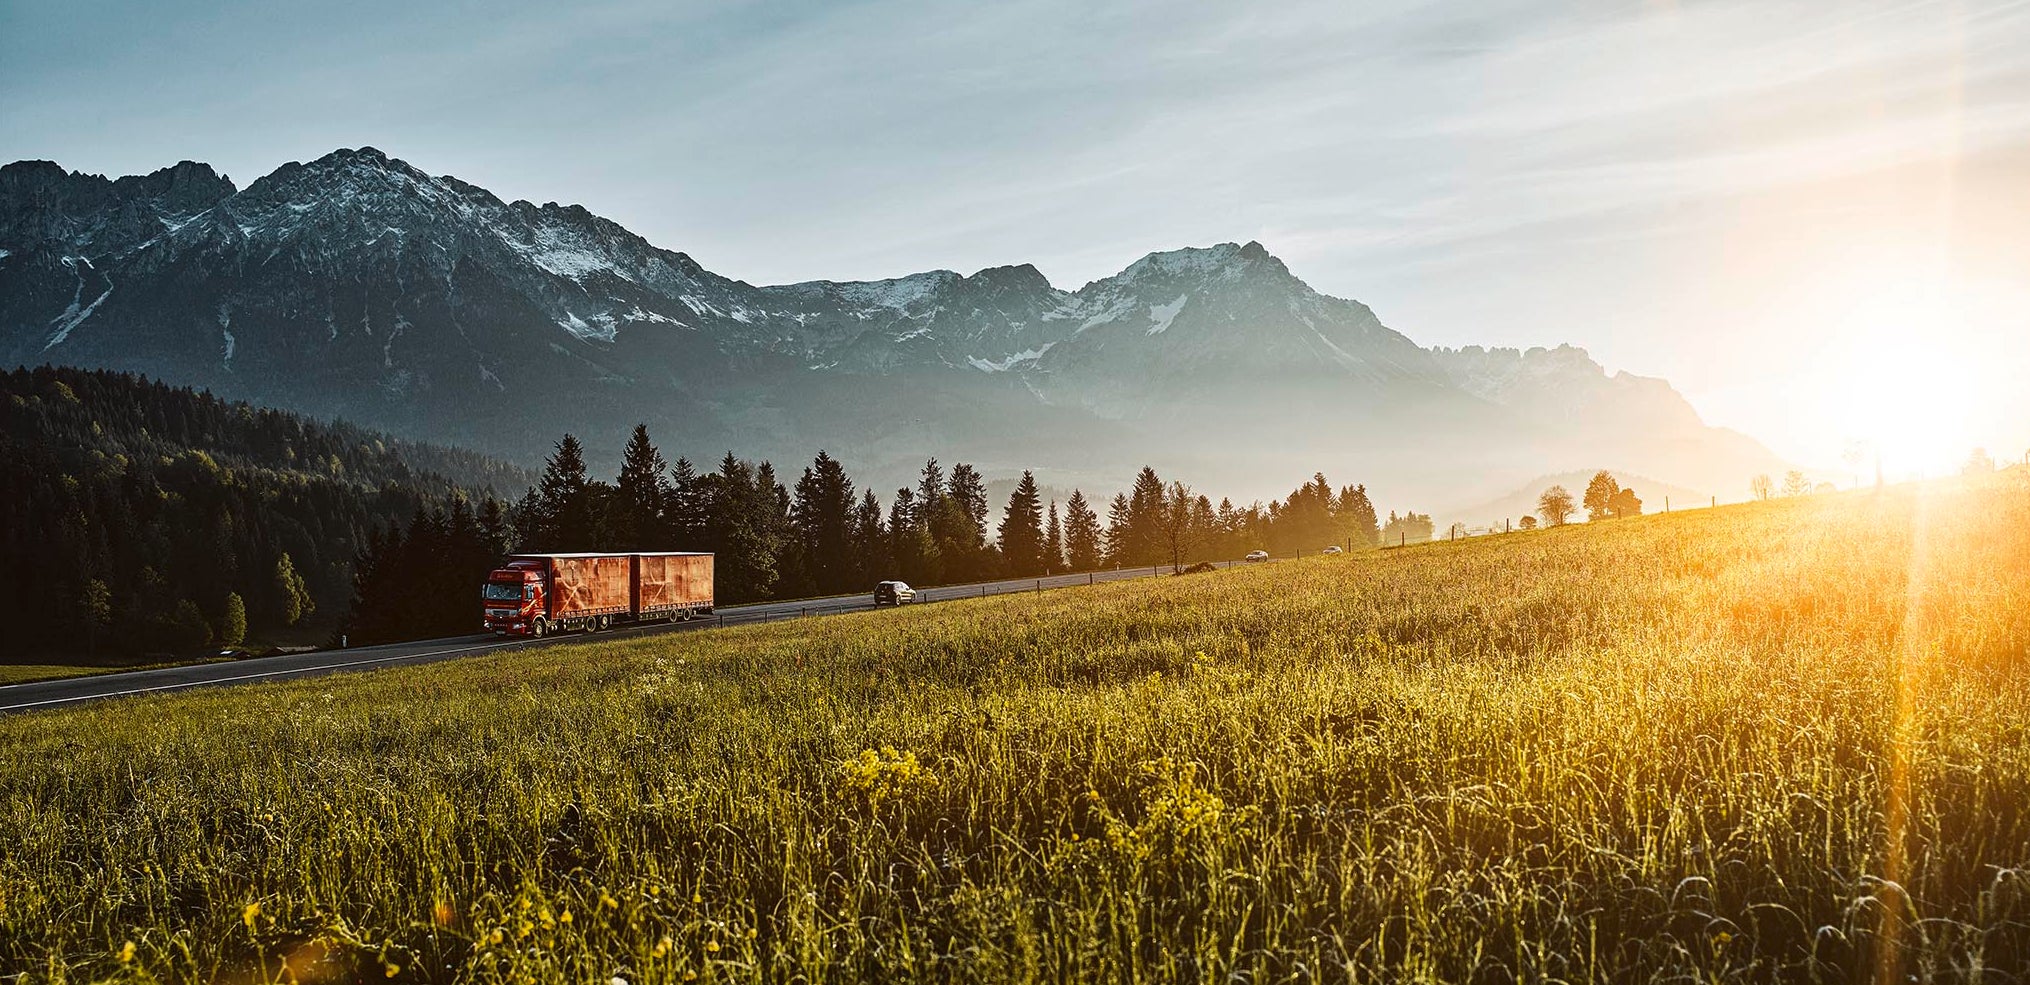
[5,0,2027,475]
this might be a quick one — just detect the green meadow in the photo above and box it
[4,477,2028,983]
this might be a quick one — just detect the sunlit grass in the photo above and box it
[3,475,2028,983]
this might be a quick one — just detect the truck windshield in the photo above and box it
[482,583,523,602]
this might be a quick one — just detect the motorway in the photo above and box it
[0,561,1238,716]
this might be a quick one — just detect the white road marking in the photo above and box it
[0,637,552,712]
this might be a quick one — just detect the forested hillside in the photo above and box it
[4,366,1415,658]
[0,366,528,658]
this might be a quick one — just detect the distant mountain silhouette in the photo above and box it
[0,147,1786,505]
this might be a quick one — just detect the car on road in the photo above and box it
[1244,550,1270,563]
[873,580,917,606]
[1322,545,1344,555]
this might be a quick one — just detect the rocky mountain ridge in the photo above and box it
[0,147,1783,508]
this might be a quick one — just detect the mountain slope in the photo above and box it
[0,148,1784,505]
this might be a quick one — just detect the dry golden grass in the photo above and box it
[3,475,2028,983]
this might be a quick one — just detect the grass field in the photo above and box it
[4,476,2028,984]
[0,665,112,687]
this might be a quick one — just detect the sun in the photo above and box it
[1814,278,1978,478]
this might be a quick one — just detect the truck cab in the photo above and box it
[482,560,550,636]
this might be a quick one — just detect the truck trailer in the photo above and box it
[482,552,714,637]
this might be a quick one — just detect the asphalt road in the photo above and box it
[0,561,1241,716]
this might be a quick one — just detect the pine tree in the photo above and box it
[535,434,595,550]
[1189,495,1216,562]
[1104,492,1134,567]
[850,490,889,587]
[946,463,991,579]
[888,487,937,584]
[1065,490,1103,572]
[1125,467,1166,565]
[475,498,511,559]
[615,423,670,547]
[666,457,704,547]
[997,471,1046,577]
[1044,500,1064,574]
[791,451,857,595]
[912,459,952,584]
[1337,483,1380,548]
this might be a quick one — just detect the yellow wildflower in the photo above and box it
[118,942,136,963]
[241,902,261,929]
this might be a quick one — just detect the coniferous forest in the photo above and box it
[6,365,1401,658]
[0,366,529,659]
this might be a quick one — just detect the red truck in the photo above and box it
[482,552,714,637]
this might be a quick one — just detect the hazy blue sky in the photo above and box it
[5,0,2027,469]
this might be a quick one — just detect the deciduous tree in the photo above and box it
[1583,471,1621,521]
[1538,486,1576,526]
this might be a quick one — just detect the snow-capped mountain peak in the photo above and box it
[0,147,1784,506]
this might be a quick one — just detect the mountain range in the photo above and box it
[0,147,1783,511]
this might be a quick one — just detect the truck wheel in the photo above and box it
[596,615,611,632]
[531,619,547,638]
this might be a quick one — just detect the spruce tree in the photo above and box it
[535,434,594,550]
[1126,467,1166,565]
[888,487,936,584]
[703,453,779,602]
[791,451,857,595]
[1189,495,1216,562]
[997,471,1046,577]
[1044,500,1064,574]
[1104,492,1134,567]
[1338,483,1380,548]
[667,457,704,547]
[946,463,991,579]
[475,498,511,558]
[1065,490,1103,572]
[851,490,889,587]
[616,424,670,547]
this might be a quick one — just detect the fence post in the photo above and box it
[1036,579,1042,593]
[1088,572,1094,586]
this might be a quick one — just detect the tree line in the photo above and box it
[1534,470,1643,527]
[343,424,1397,644]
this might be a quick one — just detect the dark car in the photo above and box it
[873,580,917,606]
